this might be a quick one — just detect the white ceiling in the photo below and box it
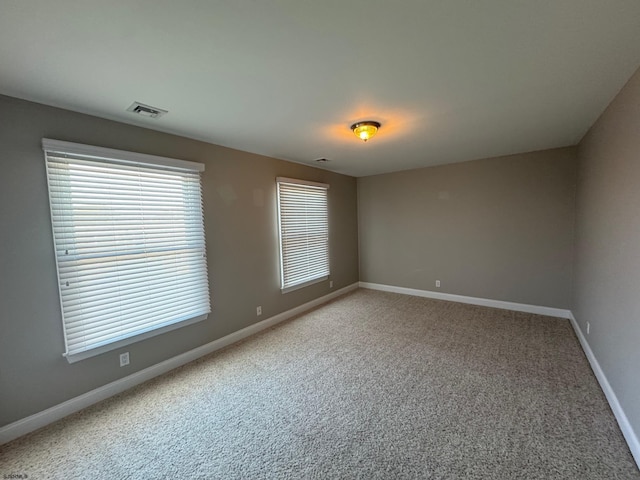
[1,1,640,177]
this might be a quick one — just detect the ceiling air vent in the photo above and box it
[126,102,167,119]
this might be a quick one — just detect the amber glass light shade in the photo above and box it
[351,121,381,142]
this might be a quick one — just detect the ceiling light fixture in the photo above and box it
[351,121,381,142]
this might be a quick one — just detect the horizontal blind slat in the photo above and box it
[45,146,210,358]
[277,180,329,290]
[62,278,208,314]
[65,294,210,337]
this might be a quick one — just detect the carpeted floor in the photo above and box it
[1,289,638,479]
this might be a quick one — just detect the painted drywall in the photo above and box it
[573,66,640,441]
[358,148,577,308]
[0,95,358,427]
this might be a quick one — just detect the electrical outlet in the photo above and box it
[119,352,130,367]
[257,306,262,316]
[435,280,441,288]
[587,322,590,335]
[329,280,333,288]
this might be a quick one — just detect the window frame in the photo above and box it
[276,177,330,293]
[43,139,210,363]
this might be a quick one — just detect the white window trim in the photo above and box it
[276,177,330,293]
[43,139,210,363]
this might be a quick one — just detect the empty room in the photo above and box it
[1,1,639,478]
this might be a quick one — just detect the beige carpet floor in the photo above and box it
[1,289,638,479]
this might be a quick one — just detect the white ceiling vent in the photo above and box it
[126,102,168,119]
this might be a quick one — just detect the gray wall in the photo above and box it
[0,95,359,427]
[573,67,640,440]
[358,148,577,308]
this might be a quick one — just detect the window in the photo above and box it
[43,139,210,362]
[276,177,330,292]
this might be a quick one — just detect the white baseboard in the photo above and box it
[0,282,358,445]
[359,282,571,319]
[568,313,640,469]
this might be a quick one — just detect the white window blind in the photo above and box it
[276,177,330,292]
[43,139,210,362]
